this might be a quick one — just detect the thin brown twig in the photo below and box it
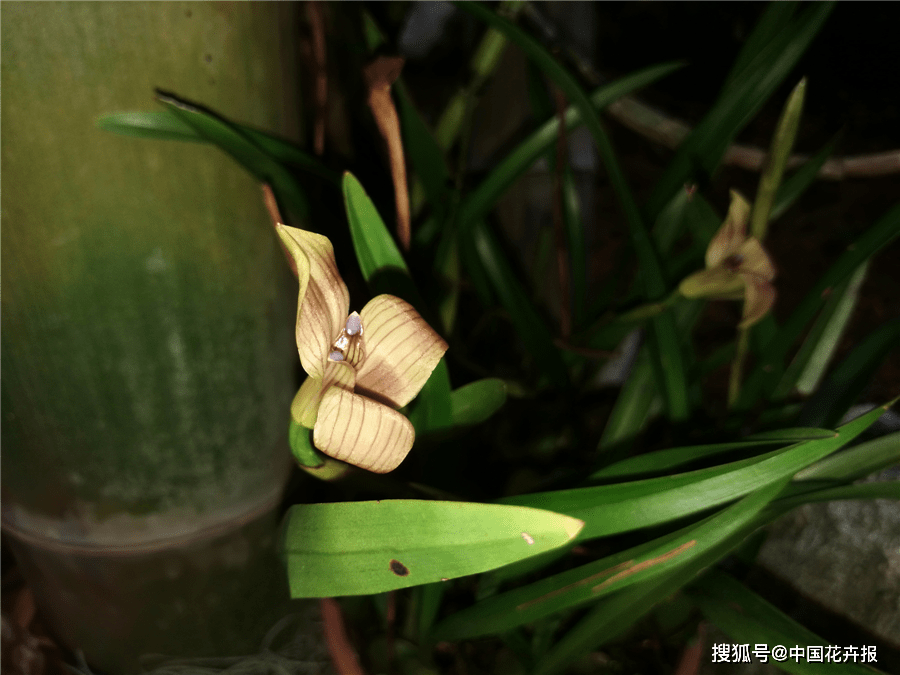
[306,2,328,156]
[364,56,411,251]
[320,598,367,675]
[552,86,572,339]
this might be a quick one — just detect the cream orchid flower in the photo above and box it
[277,224,447,474]
[678,190,777,329]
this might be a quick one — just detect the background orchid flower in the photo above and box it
[277,223,448,473]
[678,190,777,328]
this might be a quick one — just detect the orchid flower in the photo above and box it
[277,224,447,473]
[678,190,777,329]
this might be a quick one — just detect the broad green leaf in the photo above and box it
[450,378,508,426]
[97,110,339,183]
[431,483,781,642]
[592,428,834,480]
[503,404,888,540]
[795,429,900,482]
[797,320,900,428]
[646,3,833,220]
[470,222,569,387]
[530,482,786,675]
[688,570,884,675]
[740,199,900,408]
[154,91,311,220]
[281,500,583,597]
[773,261,869,399]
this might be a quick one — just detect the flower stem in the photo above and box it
[728,327,750,408]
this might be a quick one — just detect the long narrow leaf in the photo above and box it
[688,570,885,675]
[798,319,900,428]
[502,404,888,540]
[592,429,834,480]
[98,110,340,183]
[154,92,312,220]
[457,1,689,417]
[531,482,787,675]
[795,429,900,482]
[471,222,569,387]
[431,483,781,641]
[773,261,869,399]
[741,202,900,406]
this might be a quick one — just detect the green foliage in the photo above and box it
[281,500,583,597]
[100,2,896,672]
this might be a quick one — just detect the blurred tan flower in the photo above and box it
[679,190,776,328]
[278,224,447,473]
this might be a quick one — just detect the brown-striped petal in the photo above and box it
[291,361,357,429]
[706,190,751,268]
[355,295,449,409]
[276,224,350,380]
[313,387,415,474]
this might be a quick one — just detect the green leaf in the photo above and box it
[97,110,204,142]
[775,481,900,511]
[458,59,684,232]
[503,404,887,540]
[457,1,689,417]
[281,500,583,597]
[408,359,453,434]
[592,429,834,480]
[530,482,786,675]
[795,429,900,482]
[798,320,900,428]
[395,83,451,216]
[97,109,339,183]
[154,91,311,220]
[688,570,883,675]
[431,483,781,642]
[470,222,569,387]
[599,299,703,452]
[450,378,508,426]
[722,2,798,92]
[646,3,834,220]
[770,135,841,221]
[343,171,409,280]
[741,202,900,406]
[773,261,869,399]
